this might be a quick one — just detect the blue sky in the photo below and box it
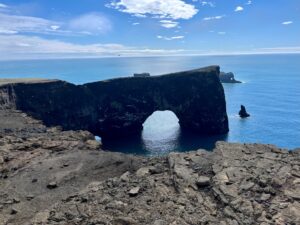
[0,0,299,59]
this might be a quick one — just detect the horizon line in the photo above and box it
[0,51,300,62]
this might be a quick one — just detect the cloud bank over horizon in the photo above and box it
[0,0,299,60]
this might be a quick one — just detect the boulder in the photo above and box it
[196,176,211,187]
[47,182,58,189]
[239,105,250,118]
[129,187,140,197]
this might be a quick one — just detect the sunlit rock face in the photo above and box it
[0,66,229,138]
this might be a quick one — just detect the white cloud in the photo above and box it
[132,22,140,25]
[0,34,185,60]
[157,35,184,40]
[107,0,198,20]
[218,32,226,35]
[203,15,225,21]
[69,13,112,34]
[200,1,215,7]
[0,12,61,35]
[282,21,293,25]
[246,1,252,5]
[50,25,60,30]
[235,6,244,12]
[0,29,18,34]
[0,3,7,8]
[0,10,112,36]
[160,20,179,28]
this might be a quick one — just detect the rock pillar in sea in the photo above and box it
[239,105,250,118]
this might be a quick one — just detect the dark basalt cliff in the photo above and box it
[0,66,229,138]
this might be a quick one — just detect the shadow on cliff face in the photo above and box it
[101,110,228,156]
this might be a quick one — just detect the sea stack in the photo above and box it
[239,105,250,118]
[219,72,241,83]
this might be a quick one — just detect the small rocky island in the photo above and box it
[219,72,242,83]
[0,67,299,225]
[239,105,251,118]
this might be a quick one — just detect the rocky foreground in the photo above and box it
[0,110,299,225]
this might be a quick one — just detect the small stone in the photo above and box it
[284,190,300,201]
[240,182,255,191]
[13,198,20,203]
[196,176,210,187]
[136,167,150,177]
[120,171,130,182]
[260,193,271,201]
[293,178,300,184]
[47,182,58,189]
[149,166,163,174]
[32,178,38,183]
[80,196,88,203]
[11,208,18,215]
[26,195,35,201]
[129,187,140,197]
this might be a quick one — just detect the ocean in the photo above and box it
[0,54,299,155]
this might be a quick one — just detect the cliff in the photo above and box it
[0,66,229,139]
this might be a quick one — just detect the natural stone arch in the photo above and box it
[84,66,229,138]
[1,66,229,139]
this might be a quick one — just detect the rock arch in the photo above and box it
[0,66,229,139]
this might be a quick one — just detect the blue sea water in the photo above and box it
[0,54,299,155]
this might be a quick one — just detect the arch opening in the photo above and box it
[142,110,180,154]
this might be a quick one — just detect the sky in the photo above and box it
[0,0,299,60]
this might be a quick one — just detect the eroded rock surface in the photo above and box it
[0,111,299,225]
[36,143,299,225]
[0,110,142,225]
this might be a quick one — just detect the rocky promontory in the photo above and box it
[0,110,299,225]
[0,66,229,139]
